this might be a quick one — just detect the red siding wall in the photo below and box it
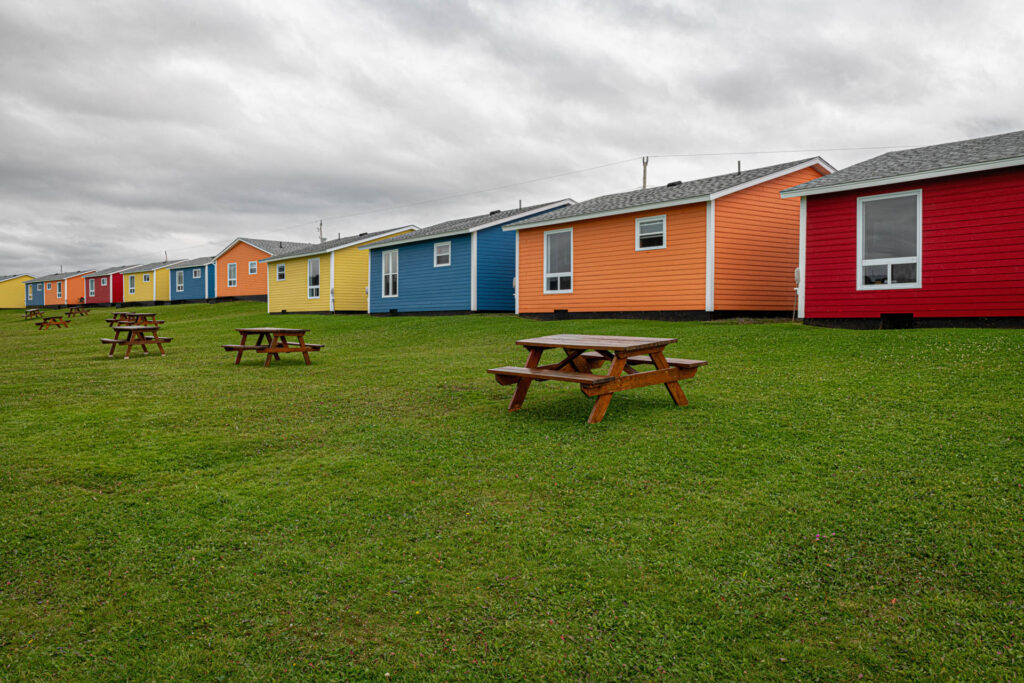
[805,167,1024,319]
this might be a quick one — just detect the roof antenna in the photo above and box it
[164,250,168,261]
[642,156,649,188]
[737,160,741,175]
[519,199,522,209]
[318,220,325,244]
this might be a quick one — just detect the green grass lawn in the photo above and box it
[1,302,1022,680]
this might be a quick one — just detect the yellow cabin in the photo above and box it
[122,260,186,303]
[0,274,33,308]
[263,227,416,313]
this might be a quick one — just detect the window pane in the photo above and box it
[546,276,559,291]
[308,259,319,286]
[863,264,888,285]
[863,195,917,260]
[639,233,663,248]
[559,276,572,290]
[639,219,663,235]
[891,262,917,283]
[546,231,571,273]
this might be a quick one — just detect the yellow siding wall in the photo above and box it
[0,276,31,308]
[267,255,330,313]
[122,271,155,302]
[154,268,172,301]
[333,247,368,311]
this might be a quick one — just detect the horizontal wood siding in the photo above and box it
[25,282,44,307]
[206,264,216,299]
[805,166,1024,318]
[169,266,208,301]
[714,167,823,311]
[334,229,414,312]
[475,225,515,311]
[368,235,472,313]
[66,275,88,306]
[0,276,31,308]
[517,203,707,313]
[84,275,110,304]
[216,243,271,297]
[122,271,155,303]
[267,255,329,312]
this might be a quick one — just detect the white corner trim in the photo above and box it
[780,154,1024,198]
[470,231,478,311]
[265,266,270,313]
[798,197,806,319]
[366,250,371,313]
[514,230,519,315]
[705,200,715,312]
[329,251,336,312]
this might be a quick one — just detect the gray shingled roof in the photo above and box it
[126,260,185,272]
[88,265,138,277]
[512,159,821,228]
[26,270,94,284]
[236,237,312,256]
[168,256,213,269]
[0,274,30,283]
[263,227,413,261]
[368,200,574,248]
[784,129,1024,195]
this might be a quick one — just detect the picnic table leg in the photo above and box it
[264,335,278,367]
[509,347,543,411]
[587,356,628,424]
[650,349,688,406]
[298,334,311,365]
[236,332,249,364]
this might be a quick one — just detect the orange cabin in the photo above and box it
[34,270,94,307]
[508,159,833,318]
[213,238,311,299]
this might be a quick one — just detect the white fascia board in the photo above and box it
[502,195,710,231]
[264,226,418,263]
[708,158,837,200]
[779,155,1024,198]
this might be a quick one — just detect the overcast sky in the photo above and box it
[1,0,1022,275]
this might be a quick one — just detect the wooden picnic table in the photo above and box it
[223,328,323,367]
[100,325,173,359]
[35,315,69,330]
[104,312,163,327]
[66,304,89,317]
[23,308,41,320]
[488,334,707,424]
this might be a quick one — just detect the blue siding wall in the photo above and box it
[368,235,472,313]
[25,283,44,307]
[206,263,216,299]
[169,265,208,301]
[475,225,516,311]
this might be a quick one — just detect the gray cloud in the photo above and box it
[1,0,1022,274]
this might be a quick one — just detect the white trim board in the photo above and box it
[780,155,1024,198]
[470,232,478,311]
[797,197,806,319]
[704,200,715,312]
[504,159,834,231]
[362,199,576,248]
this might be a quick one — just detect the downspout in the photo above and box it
[329,251,336,313]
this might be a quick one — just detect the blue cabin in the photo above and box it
[364,199,574,314]
[169,257,215,302]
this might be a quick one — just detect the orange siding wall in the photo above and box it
[517,203,707,313]
[66,276,88,305]
[43,281,61,306]
[712,167,824,311]
[217,243,272,297]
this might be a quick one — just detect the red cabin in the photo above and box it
[84,265,135,306]
[782,130,1024,327]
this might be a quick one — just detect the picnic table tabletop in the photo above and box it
[489,334,705,424]
[103,324,171,359]
[235,327,310,334]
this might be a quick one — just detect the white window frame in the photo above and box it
[143,273,151,283]
[307,258,320,299]
[192,268,201,279]
[56,281,62,299]
[46,282,51,290]
[88,279,95,297]
[248,261,257,275]
[128,275,135,295]
[856,189,923,291]
[635,215,667,251]
[434,241,451,267]
[37,284,42,291]
[382,250,398,298]
[175,270,184,293]
[543,228,573,294]
[227,263,237,287]
[276,263,286,281]
[100,277,108,286]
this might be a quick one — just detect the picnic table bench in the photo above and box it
[223,328,323,367]
[488,334,707,423]
[23,308,41,320]
[35,315,69,330]
[100,325,172,359]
